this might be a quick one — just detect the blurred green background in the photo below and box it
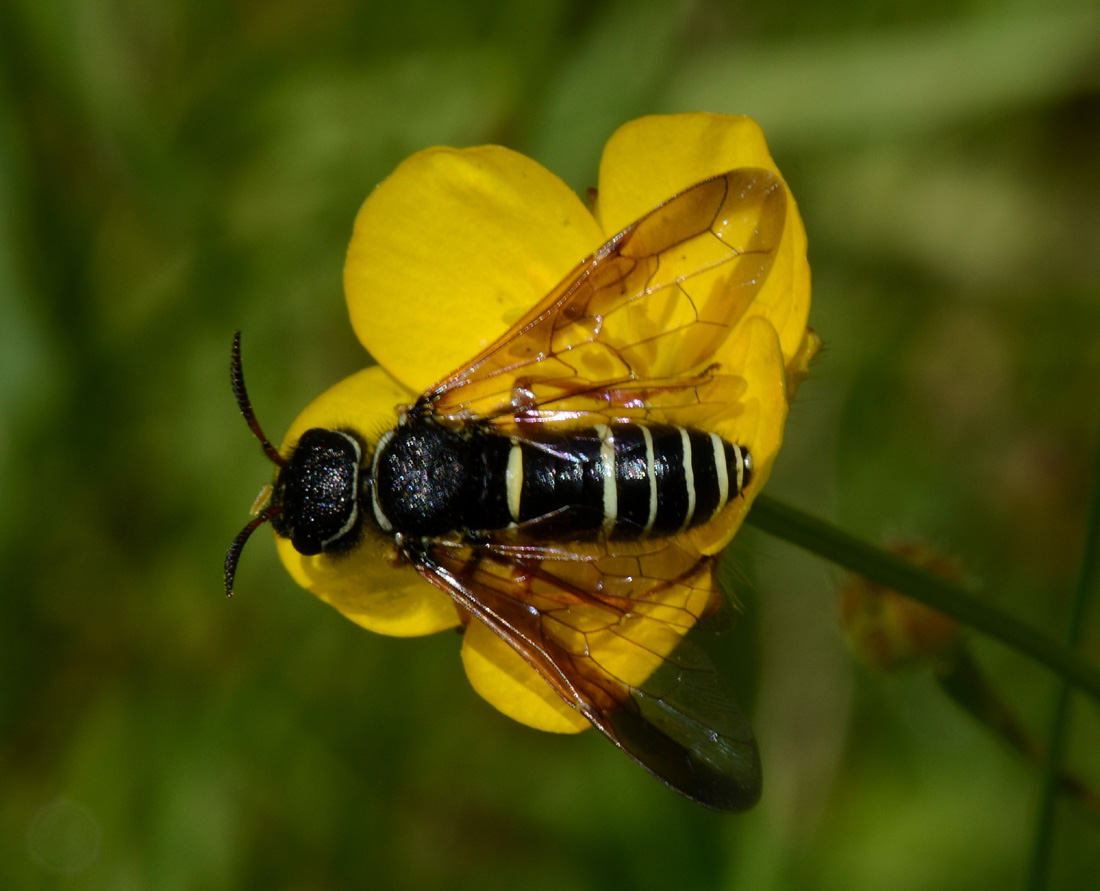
[3,0,1099,888]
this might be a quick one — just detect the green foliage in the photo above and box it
[2,0,1098,888]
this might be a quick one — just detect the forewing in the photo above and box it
[411,536,761,811]
[417,168,787,431]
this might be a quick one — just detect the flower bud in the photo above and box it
[838,541,963,672]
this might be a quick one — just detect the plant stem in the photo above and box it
[744,495,1100,704]
[1025,411,1100,890]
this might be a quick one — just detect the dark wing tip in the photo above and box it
[607,700,762,812]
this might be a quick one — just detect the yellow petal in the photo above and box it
[274,367,460,637]
[460,552,718,733]
[744,182,812,367]
[461,618,589,733]
[596,113,778,235]
[579,560,718,687]
[597,113,812,367]
[344,146,605,394]
[689,316,788,555]
[787,328,823,400]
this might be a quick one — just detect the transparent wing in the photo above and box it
[410,536,762,811]
[416,168,787,431]
[403,168,778,807]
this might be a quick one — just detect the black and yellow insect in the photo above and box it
[227,166,792,812]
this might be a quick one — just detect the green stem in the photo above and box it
[936,650,1100,823]
[1026,412,1100,890]
[744,495,1100,704]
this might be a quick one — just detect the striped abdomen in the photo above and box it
[371,422,751,540]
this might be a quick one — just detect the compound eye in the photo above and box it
[275,429,362,554]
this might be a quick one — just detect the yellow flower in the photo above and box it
[275,113,815,734]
